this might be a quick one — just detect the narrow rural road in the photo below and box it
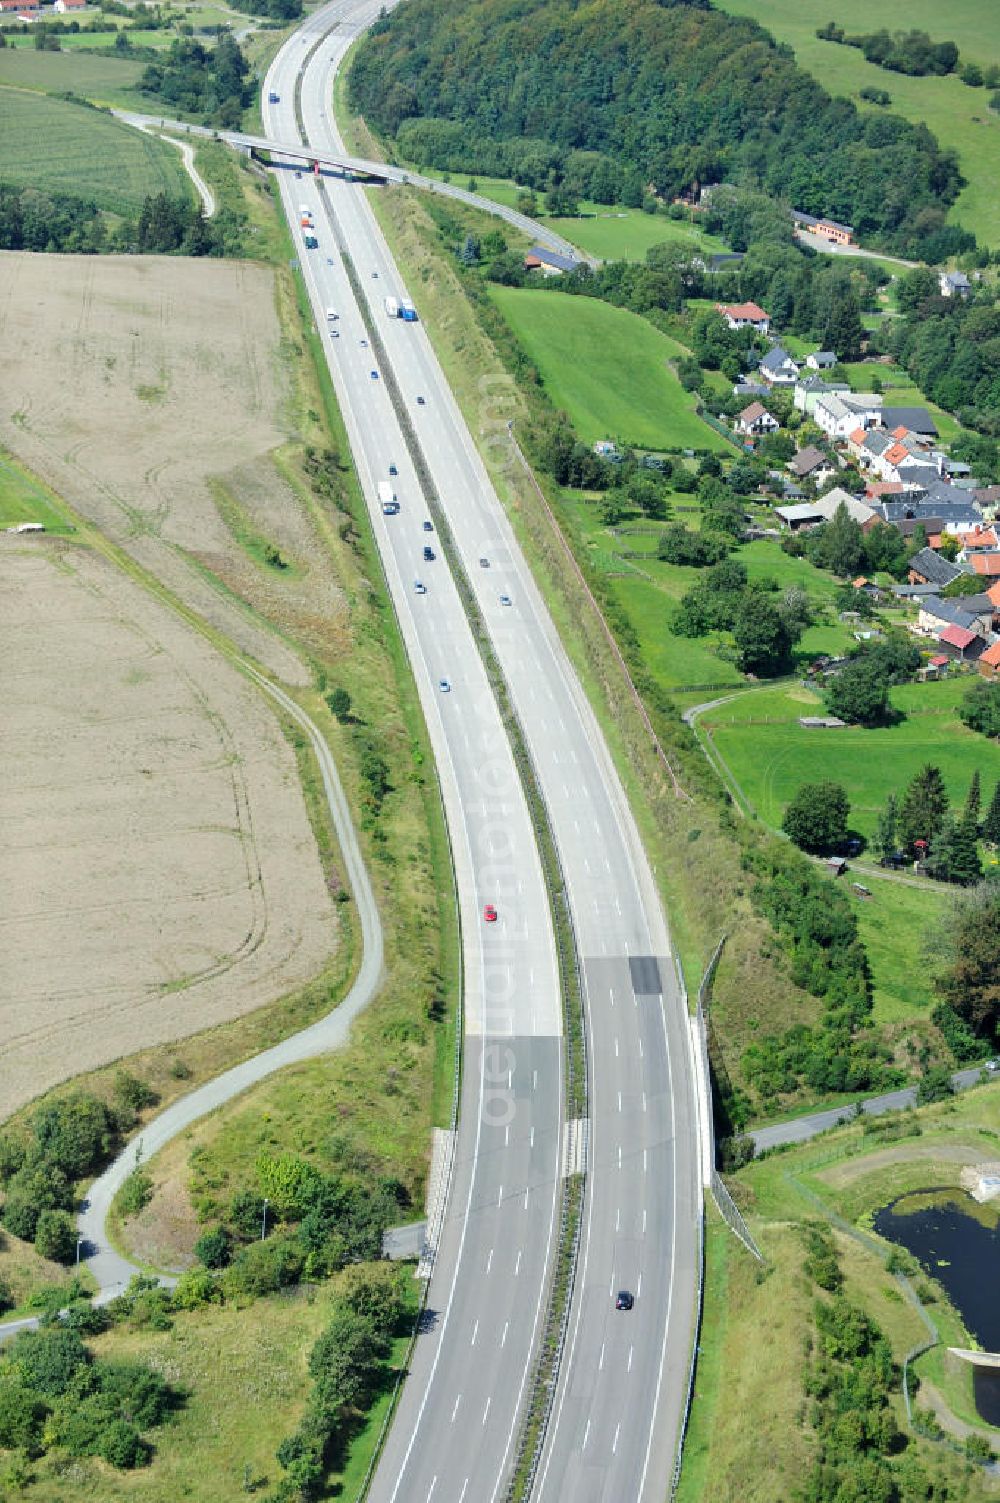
[76,669,383,1300]
[750,1065,996,1153]
[133,121,217,218]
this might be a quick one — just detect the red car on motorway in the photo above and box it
[483,904,497,923]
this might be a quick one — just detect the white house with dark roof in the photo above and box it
[758,346,799,386]
[939,270,971,299]
[813,391,882,440]
[806,350,837,371]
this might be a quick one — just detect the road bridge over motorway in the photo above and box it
[114,110,592,265]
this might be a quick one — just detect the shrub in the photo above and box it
[34,1209,78,1265]
[194,1224,233,1269]
[117,1169,153,1220]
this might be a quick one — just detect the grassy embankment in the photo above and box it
[0,84,190,210]
[679,1082,1000,1501]
[13,1272,420,1503]
[0,150,458,1498]
[0,449,75,533]
[714,0,1000,247]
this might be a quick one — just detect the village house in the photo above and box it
[937,623,987,662]
[523,245,580,276]
[806,350,837,372]
[969,552,1000,580]
[939,270,972,299]
[792,210,855,246]
[956,526,1000,561]
[917,594,992,640]
[53,0,87,10]
[716,301,770,335]
[906,548,965,589]
[787,445,835,485]
[758,346,799,386]
[813,391,882,440]
[735,401,779,437]
[979,640,1000,678]
[881,406,938,439]
[793,374,851,416]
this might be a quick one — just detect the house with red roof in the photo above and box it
[716,302,770,335]
[937,623,986,662]
[970,553,1000,578]
[979,640,1000,677]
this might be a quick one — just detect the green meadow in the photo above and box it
[489,286,730,452]
[0,85,190,211]
[702,677,1000,837]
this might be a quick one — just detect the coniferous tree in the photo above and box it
[899,764,949,855]
[875,793,898,862]
[965,769,982,827]
[983,780,1000,847]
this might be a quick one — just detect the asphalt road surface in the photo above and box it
[751,1065,996,1154]
[265,7,702,1499]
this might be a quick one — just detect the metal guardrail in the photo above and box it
[670,1202,705,1501]
[694,936,765,1263]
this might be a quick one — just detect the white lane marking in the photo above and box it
[642,1208,647,1235]
[471,1320,479,1346]
[599,1341,606,1370]
[643,1149,648,1174]
[639,1037,643,1057]
[498,1185,503,1207]
[514,1249,522,1276]
[458,1482,469,1503]
[427,1478,437,1501]
[583,1417,591,1450]
[533,1070,538,1089]
[614,1037,619,1058]
[628,1345,634,1373]
[524,1187,529,1209]
[612,1422,620,1455]
[482,1397,491,1427]
[618,1144,622,1168]
[615,1207,620,1232]
[615,898,622,916]
[508,1069,512,1088]
[501,1320,509,1348]
[584,857,591,873]
[530,1126,535,1148]
[642,1092,647,1113]
[451,1396,461,1423]
[618,1091,622,1113]
[638,1272,643,1298]
[505,1124,509,1146]
[486,1248,493,1274]
[609,987,615,1007]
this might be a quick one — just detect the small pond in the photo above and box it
[875,1188,1000,1424]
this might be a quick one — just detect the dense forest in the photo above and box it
[349,0,966,255]
[139,34,251,127]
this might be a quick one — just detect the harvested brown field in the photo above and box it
[0,251,352,1119]
[0,251,351,681]
[0,540,338,1120]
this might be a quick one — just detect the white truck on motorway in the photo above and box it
[378,481,399,515]
[384,295,399,318]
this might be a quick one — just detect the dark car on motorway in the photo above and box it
[616,1290,634,1311]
